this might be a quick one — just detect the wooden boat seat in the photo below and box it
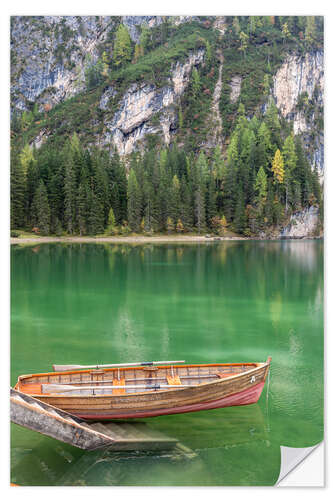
[167,375,181,385]
[217,373,232,379]
[112,378,126,395]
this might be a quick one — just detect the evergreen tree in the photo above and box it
[127,169,141,232]
[282,134,297,211]
[206,173,217,227]
[194,185,206,233]
[113,24,133,67]
[256,122,273,173]
[180,176,193,231]
[254,166,268,207]
[271,149,285,185]
[107,207,117,235]
[63,153,76,234]
[264,100,281,148]
[169,175,181,224]
[31,180,50,235]
[239,31,249,58]
[140,24,152,54]
[19,143,35,180]
[10,149,26,229]
[233,187,246,233]
[89,190,104,234]
[77,180,89,235]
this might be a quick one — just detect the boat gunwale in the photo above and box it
[15,360,271,399]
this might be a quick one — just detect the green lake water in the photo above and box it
[10,240,324,486]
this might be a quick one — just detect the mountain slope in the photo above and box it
[10,16,324,238]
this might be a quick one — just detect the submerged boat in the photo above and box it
[14,358,271,420]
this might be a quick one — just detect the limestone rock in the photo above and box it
[280,206,320,238]
[272,51,324,176]
[102,49,205,155]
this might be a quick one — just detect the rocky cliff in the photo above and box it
[272,51,324,178]
[280,206,321,238]
[11,16,324,168]
[100,49,205,155]
[11,16,114,110]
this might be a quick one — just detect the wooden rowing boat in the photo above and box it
[14,358,271,420]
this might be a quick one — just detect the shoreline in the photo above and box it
[10,235,246,245]
[10,234,322,245]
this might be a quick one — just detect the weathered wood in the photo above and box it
[10,388,114,450]
[10,388,180,451]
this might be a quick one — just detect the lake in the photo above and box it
[10,240,324,486]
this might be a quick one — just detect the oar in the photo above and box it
[52,360,186,372]
[42,383,188,394]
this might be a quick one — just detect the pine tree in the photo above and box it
[140,24,152,54]
[77,181,88,236]
[233,187,246,234]
[239,31,249,58]
[206,173,217,227]
[10,149,26,229]
[180,176,193,231]
[89,190,104,235]
[271,149,285,184]
[113,24,133,67]
[169,175,181,224]
[282,22,291,43]
[127,169,141,232]
[64,154,76,234]
[282,134,297,211]
[223,163,238,223]
[227,132,239,165]
[133,44,143,63]
[264,100,281,148]
[256,122,273,173]
[19,143,35,180]
[31,180,50,235]
[254,166,268,207]
[195,186,205,233]
[107,207,117,235]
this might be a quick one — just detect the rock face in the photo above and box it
[272,51,324,176]
[11,16,114,111]
[280,206,320,238]
[122,16,162,43]
[273,51,323,118]
[101,49,205,155]
[229,75,242,103]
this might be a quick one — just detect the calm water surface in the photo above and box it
[10,241,323,486]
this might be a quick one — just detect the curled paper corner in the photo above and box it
[276,441,324,486]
